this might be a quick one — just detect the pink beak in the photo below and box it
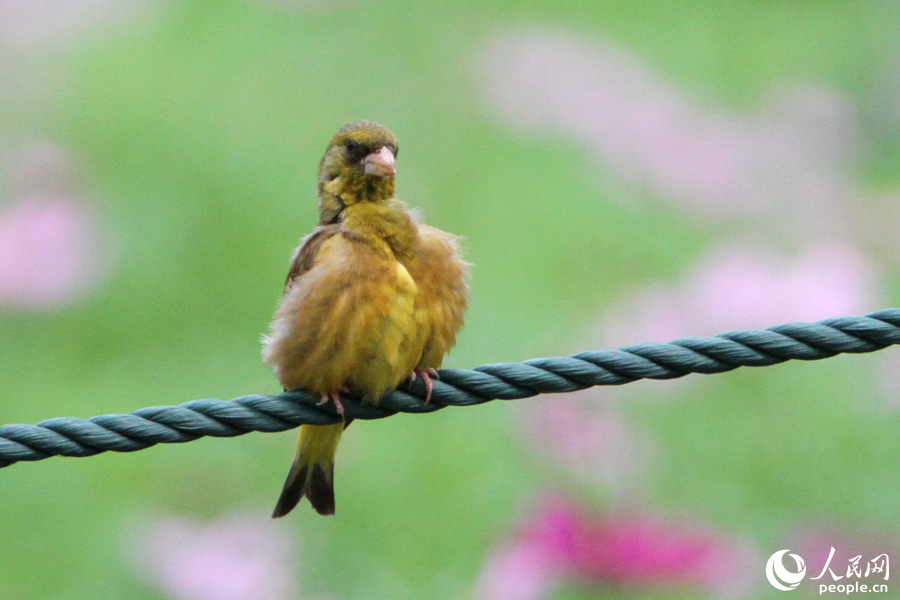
[362,146,396,177]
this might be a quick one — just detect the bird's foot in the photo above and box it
[317,391,345,416]
[409,368,440,404]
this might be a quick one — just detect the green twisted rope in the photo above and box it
[2,308,899,468]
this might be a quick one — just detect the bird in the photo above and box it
[262,121,469,517]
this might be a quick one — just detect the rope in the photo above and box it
[2,308,899,468]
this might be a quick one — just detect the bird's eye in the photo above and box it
[344,139,360,153]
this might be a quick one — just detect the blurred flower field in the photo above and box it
[2,1,900,599]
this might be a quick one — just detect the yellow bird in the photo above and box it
[263,121,469,517]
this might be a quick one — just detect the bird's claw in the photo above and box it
[318,391,345,416]
[410,368,439,404]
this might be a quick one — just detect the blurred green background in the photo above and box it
[2,1,900,599]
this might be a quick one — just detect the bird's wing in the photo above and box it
[283,224,341,289]
[264,232,420,398]
[407,224,470,369]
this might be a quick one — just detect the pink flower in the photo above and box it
[0,0,156,48]
[0,142,108,309]
[518,395,653,494]
[127,512,299,600]
[474,498,757,600]
[600,241,879,346]
[473,535,561,600]
[481,29,857,237]
[0,196,104,308]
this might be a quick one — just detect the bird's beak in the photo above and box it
[362,146,396,177]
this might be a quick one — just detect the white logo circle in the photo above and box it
[766,549,807,591]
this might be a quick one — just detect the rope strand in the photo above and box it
[2,308,898,468]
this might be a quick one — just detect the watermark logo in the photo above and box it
[766,550,806,591]
[765,547,889,594]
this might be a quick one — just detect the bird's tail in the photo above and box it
[272,422,346,517]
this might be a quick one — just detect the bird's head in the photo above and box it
[317,121,399,224]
